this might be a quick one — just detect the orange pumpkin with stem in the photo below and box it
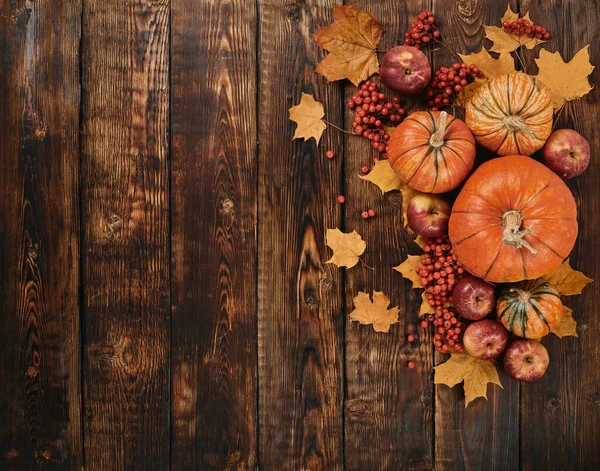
[387,110,476,193]
[448,155,578,283]
[465,72,553,156]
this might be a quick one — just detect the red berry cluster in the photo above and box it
[348,80,405,157]
[403,10,441,49]
[416,236,465,305]
[426,63,482,110]
[420,307,464,353]
[502,18,551,39]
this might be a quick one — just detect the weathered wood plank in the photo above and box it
[0,1,83,469]
[343,2,433,470]
[80,1,170,469]
[519,1,600,469]
[170,0,258,468]
[257,1,344,469]
[432,1,520,470]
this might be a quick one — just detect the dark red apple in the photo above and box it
[406,194,450,238]
[503,340,550,382]
[542,129,590,179]
[463,320,509,360]
[380,46,431,95]
[452,276,496,320]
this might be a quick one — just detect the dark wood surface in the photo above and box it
[0,0,598,470]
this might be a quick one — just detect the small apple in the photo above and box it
[452,276,496,320]
[380,45,431,95]
[542,129,590,179]
[406,194,451,238]
[503,339,550,382]
[463,319,509,360]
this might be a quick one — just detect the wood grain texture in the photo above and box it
[170,0,258,468]
[519,1,600,469]
[343,2,434,470]
[0,1,83,469]
[431,1,520,470]
[257,1,344,469]
[80,1,170,469]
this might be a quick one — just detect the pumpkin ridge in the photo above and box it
[454,225,498,245]
[520,183,551,210]
[529,299,552,333]
[426,110,437,131]
[432,149,440,190]
[513,131,522,154]
[488,80,508,117]
[515,77,537,115]
[495,130,510,153]
[442,144,469,169]
[520,250,528,279]
[452,210,502,218]
[527,233,565,259]
[506,75,512,115]
[483,245,503,279]
[534,290,561,298]
[404,118,431,133]
[391,142,430,165]
[406,146,435,185]
[461,188,506,214]
[470,101,504,120]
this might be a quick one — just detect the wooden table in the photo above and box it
[1,0,598,469]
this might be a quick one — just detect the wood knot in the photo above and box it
[283,3,301,21]
[41,450,51,460]
[27,243,39,260]
[25,366,39,379]
[6,449,19,460]
[104,214,123,240]
[457,0,478,17]
[345,398,373,421]
[579,321,588,332]
[222,198,234,214]
[34,120,47,139]
[303,286,319,311]
[547,397,561,409]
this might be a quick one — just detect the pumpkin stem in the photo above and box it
[429,111,448,148]
[512,288,531,303]
[502,210,537,254]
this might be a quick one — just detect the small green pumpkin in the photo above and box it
[497,279,563,339]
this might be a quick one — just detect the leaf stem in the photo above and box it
[323,118,354,135]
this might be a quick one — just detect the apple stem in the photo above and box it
[429,111,448,148]
[502,210,537,254]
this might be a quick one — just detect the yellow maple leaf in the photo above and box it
[434,353,503,407]
[313,5,382,86]
[484,5,544,54]
[349,291,399,333]
[394,254,422,288]
[542,259,593,295]
[419,292,433,317]
[325,228,366,268]
[456,49,516,106]
[359,160,403,194]
[288,93,327,144]
[535,46,595,110]
[552,306,578,338]
[414,235,428,250]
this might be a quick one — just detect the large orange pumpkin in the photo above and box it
[465,72,553,156]
[448,155,578,283]
[388,110,476,193]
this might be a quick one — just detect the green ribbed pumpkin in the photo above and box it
[497,279,563,339]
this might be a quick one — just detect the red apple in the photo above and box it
[542,129,590,179]
[380,46,431,95]
[452,276,496,320]
[406,194,450,238]
[463,319,509,360]
[503,340,550,382]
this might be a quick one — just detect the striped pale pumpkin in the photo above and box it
[497,279,564,339]
[465,72,553,156]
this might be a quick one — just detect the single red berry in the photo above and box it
[407,361,415,369]
[420,320,428,329]
[337,195,345,204]
[326,150,335,159]
[361,211,369,219]
[407,334,415,342]
[360,165,369,174]
[367,208,376,217]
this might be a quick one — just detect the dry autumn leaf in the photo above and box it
[456,49,516,105]
[350,291,399,333]
[288,93,327,144]
[434,353,503,407]
[360,159,404,194]
[552,306,578,338]
[484,5,544,54]
[542,259,593,295]
[313,5,382,86]
[535,46,595,110]
[325,228,366,268]
[394,255,422,288]
[419,292,433,317]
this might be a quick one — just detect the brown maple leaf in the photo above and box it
[434,353,503,407]
[552,306,578,338]
[394,255,423,289]
[289,93,327,144]
[542,259,593,296]
[325,228,366,268]
[535,46,595,110]
[313,5,382,86]
[350,291,399,333]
